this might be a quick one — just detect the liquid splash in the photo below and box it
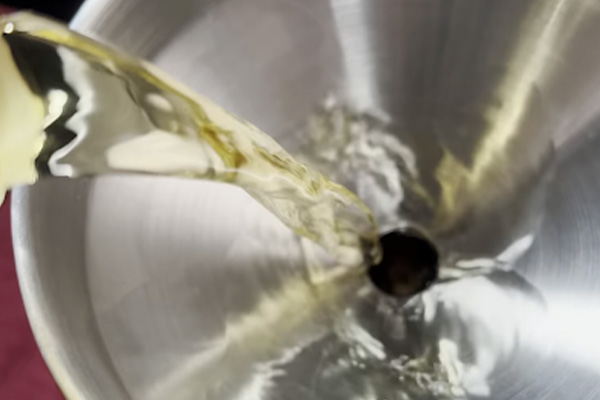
[0,12,380,282]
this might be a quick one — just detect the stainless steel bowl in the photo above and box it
[12,0,600,399]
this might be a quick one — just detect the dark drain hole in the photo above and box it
[368,230,439,297]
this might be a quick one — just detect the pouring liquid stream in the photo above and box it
[0,12,381,284]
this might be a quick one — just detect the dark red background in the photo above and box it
[0,194,63,399]
[1,6,64,399]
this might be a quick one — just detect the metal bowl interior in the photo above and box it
[12,0,600,399]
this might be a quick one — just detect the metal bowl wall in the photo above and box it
[12,0,600,399]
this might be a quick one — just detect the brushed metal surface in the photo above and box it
[11,0,600,399]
